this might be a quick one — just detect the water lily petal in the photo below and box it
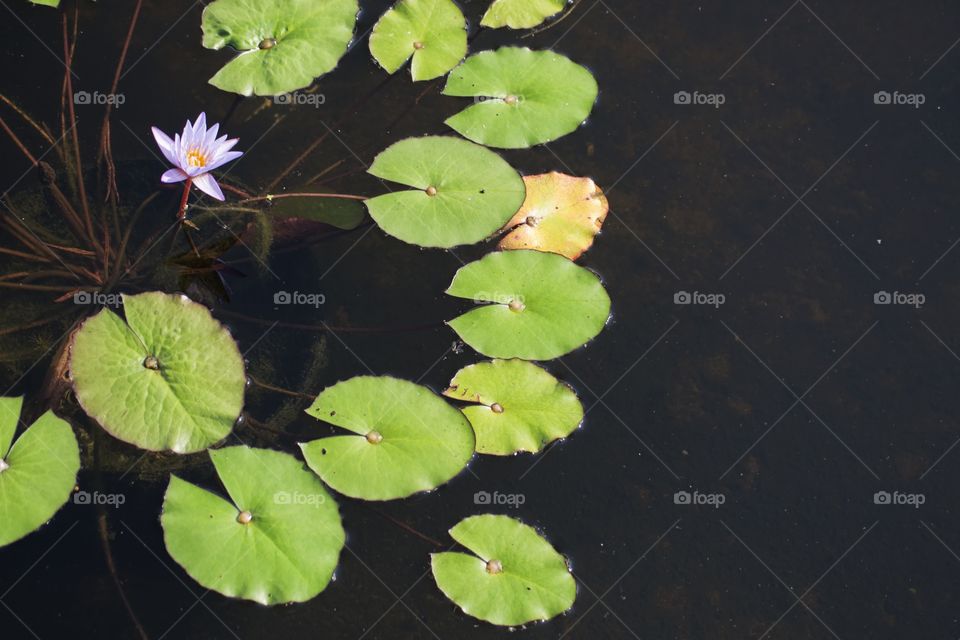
[192,112,207,141]
[161,168,189,183]
[193,173,224,201]
[204,150,243,172]
[151,127,179,166]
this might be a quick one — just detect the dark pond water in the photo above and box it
[3,0,960,638]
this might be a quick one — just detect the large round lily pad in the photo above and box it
[162,446,345,605]
[369,0,467,81]
[364,136,525,248]
[201,0,359,96]
[498,172,608,260]
[431,514,576,626]
[300,376,475,500]
[69,292,245,454]
[446,250,610,360]
[481,0,566,29]
[443,359,582,455]
[0,397,80,547]
[442,47,598,148]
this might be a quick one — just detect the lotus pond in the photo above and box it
[3,1,960,639]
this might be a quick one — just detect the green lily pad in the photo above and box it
[300,376,475,500]
[201,0,359,96]
[29,0,60,6]
[442,47,598,148]
[0,397,81,547]
[481,0,566,29]
[446,250,610,360]
[431,514,576,626]
[369,0,467,81]
[443,359,582,455]
[162,446,344,605]
[69,292,245,454]
[364,136,525,248]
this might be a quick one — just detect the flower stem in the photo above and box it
[176,178,193,220]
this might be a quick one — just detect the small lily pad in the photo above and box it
[431,514,576,626]
[443,359,582,455]
[481,0,566,29]
[446,250,610,360]
[201,0,359,96]
[443,47,598,148]
[498,172,608,260]
[268,195,367,230]
[369,0,467,81]
[0,397,80,547]
[364,136,525,248]
[300,376,475,500]
[69,292,245,454]
[162,446,345,605]
[29,0,60,6]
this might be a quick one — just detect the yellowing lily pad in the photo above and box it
[499,172,608,260]
[0,397,80,547]
[481,0,566,29]
[444,359,583,455]
[300,376,475,500]
[443,47,598,148]
[431,514,576,626]
[202,0,359,96]
[369,0,467,81]
[162,446,345,604]
[446,250,611,360]
[69,292,245,454]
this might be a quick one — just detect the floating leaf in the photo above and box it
[201,0,359,96]
[268,195,367,230]
[431,514,576,626]
[300,376,475,500]
[498,172,608,260]
[369,0,467,81]
[0,397,80,547]
[162,446,344,604]
[364,136,525,248]
[443,359,582,455]
[481,0,566,29]
[446,250,610,360]
[28,0,60,6]
[443,47,598,148]
[69,292,245,454]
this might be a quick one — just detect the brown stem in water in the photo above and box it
[97,511,150,640]
[247,374,314,400]
[237,192,367,205]
[0,94,55,147]
[362,505,445,548]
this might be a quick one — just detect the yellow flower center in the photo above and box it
[185,147,208,168]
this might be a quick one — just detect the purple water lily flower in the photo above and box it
[151,112,243,201]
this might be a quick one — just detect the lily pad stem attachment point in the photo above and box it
[490,403,504,414]
[237,510,253,524]
[365,430,383,444]
[503,94,518,105]
[486,559,503,574]
[143,355,160,370]
[0,458,8,473]
[413,41,424,50]
[508,299,525,312]
[425,186,438,197]
[259,38,276,50]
